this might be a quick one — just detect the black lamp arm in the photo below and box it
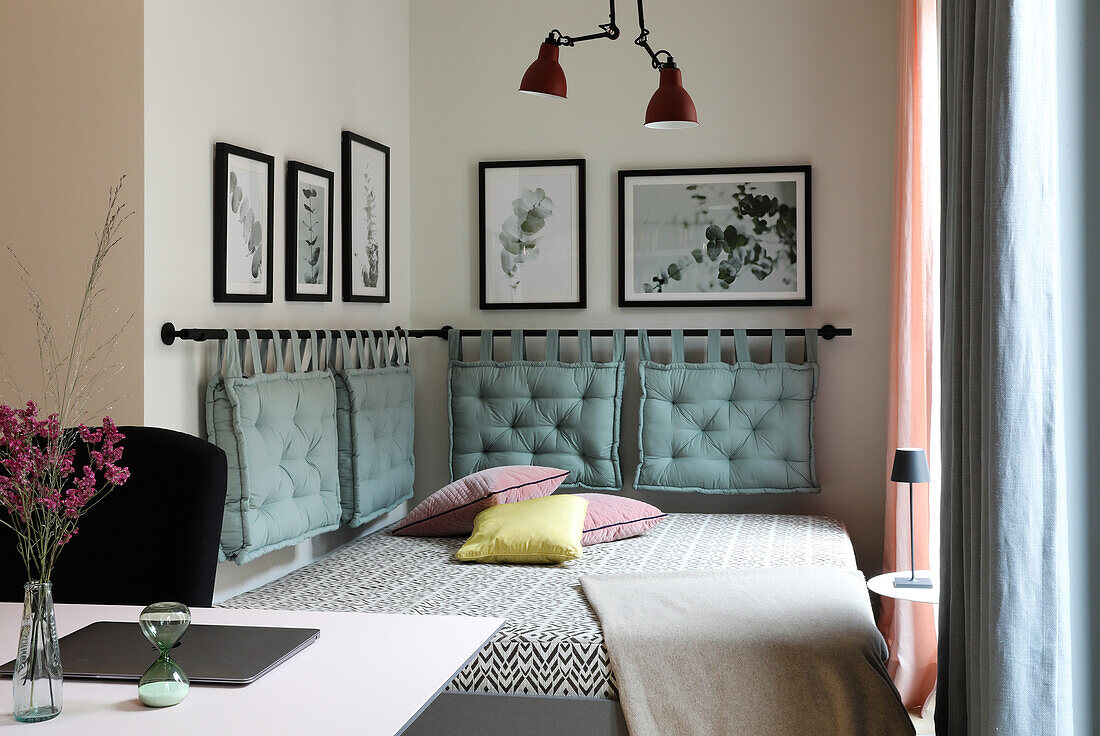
[545,0,620,46]
[541,0,676,70]
[633,0,676,69]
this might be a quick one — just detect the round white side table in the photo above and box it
[867,570,938,604]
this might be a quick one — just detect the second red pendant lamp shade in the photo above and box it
[645,65,698,129]
[517,1,698,129]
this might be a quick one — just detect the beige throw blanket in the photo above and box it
[580,567,915,736]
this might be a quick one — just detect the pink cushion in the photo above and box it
[576,494,666,546]
[392,466,569,536]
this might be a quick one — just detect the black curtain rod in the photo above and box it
[160,322,852,346]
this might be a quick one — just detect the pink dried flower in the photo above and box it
[0,402,128,579]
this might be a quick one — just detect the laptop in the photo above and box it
[0,621,320,685]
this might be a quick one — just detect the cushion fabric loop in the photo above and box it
[216,338,227,378]
[578,330,593,363]
[289,335,304,373]
[638,329,651,362]
[353,332,366,369]
[448,328,463,361]
[707,329,722,363]
[246,329,264,377]
[257,333,271,373]
[510,329,526,361]
[396,328,411,366]
[611,329,626,362]
[670,330,685,363]
[221,332,244,379]
[546,330,561,362]
[311,330,324,372]
[480,329,494,361]
[266,327,285,373]
[382,329,394,367]
[333,331,349,371]
[734,329,751,365]
[367,330,383,369]
[771,328,787,363]
[804,328,819,364]
[386,330,401,366]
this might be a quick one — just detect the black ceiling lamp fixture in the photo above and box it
[518,0,698,129]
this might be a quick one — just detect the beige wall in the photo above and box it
[0,0,144,425]
[409,0,897,572]
[143,0,412,599]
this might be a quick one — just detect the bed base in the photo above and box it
[404,692,628,736]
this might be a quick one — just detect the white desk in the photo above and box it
[0,604,503,734]
[867,570,938,605]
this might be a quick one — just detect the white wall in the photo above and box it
[408,0,897,571]
[143,0,412,599]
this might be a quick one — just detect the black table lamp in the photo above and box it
[890,448,933,589]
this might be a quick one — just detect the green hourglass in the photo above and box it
[137,602,191,707]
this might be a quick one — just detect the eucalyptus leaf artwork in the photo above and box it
[360,168,379,288]
[286,161,334,301]
[643,184,794,294]
[298,185,323,285]
[214,143,273,302]
[498,187,553,293]
[342,132,389,302]
[479,160,586,310]
[619,167,811,307]
[229,169,264,281]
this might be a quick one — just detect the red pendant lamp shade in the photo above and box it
[644,66,698,129]
[519,43,567,99]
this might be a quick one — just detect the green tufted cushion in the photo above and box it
[448,329,625,490]
[635,329,821,494]
[206,331,342,563]
[334,331,415,528]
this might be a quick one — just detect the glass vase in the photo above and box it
[13,581,62,722]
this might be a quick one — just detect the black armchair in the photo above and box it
[0,426,227,607]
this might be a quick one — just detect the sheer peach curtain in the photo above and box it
[878,0,939,711]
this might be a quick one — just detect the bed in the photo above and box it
[222,512,858,731]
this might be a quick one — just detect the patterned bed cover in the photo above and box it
[221,513,857,699]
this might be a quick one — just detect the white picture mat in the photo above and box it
[225,154,269,295]
[484,165,581,304]
[348,144,387,297]
[294,169,329,294]
[622,171,807,302]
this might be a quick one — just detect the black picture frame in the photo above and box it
[618,165,812,308]
[479,159,587,310]
[341,131,390,303]
[213,142,275,303]
[285,160,335,302]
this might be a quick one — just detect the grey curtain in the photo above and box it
[938,1,1072,735]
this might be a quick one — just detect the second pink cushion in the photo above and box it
[392,466,569,537]
[576,494,666,546]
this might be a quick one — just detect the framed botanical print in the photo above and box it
[619,165,811,307]
[479,159,586,310]
[341,131,389,303]
[213,142,274,302]
[285,161,335,301]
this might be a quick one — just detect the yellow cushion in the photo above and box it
[454,495,589,564]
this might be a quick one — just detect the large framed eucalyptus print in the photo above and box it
[341,131,390,303]
[213,142,275,303]
[479,159,586,310]
[619,166,811,307]
[285,161,334,301]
